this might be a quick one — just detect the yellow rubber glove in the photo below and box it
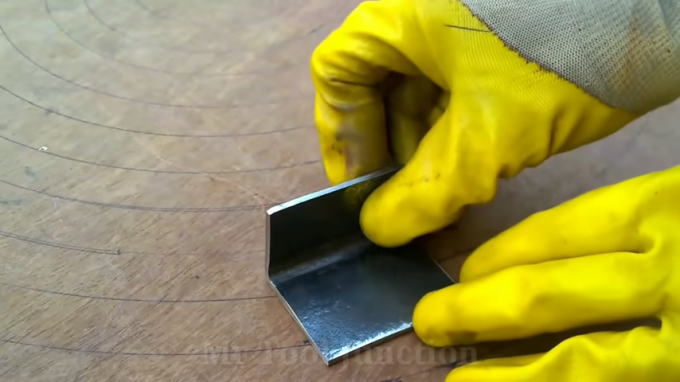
[412,164,680,381]
[310,0,680,247]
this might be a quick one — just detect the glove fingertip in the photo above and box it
[359,182,414,247]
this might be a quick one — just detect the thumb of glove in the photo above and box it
[360,96,499,247]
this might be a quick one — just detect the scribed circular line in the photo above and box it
[83,0,235,54]
[0,134,321,175]
[0,24,301,109]
[132,0,273,27]
[0,229,264,257]
[0,229,121,255]
[133,0,339,38]
[91,0,327,55]
[89,0,331,57]
[132,0,311,32]
[1,282,276,303]
[46,0,306,77]
[0,338,309,356]
[371,345,508,381]
[0,179,276,213]
[0,337,503,378]
[134,0,177,22]
[0,230,263,256]
[0,85,312,138]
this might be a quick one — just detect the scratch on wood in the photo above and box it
[0,199,24,205]
[24,166,39,179]
[130,136,276,207]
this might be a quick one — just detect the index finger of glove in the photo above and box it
[413,251,664,348]
[311,0,435,185]
[444,327,668,382]
[460,173,648,282]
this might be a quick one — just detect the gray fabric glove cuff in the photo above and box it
[462,0,680,114]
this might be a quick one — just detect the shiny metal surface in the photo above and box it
[265,167,454,365]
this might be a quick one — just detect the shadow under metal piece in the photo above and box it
[265,167,454,366]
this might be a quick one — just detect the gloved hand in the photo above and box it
[310,0,680,247]
[412,164,680,381]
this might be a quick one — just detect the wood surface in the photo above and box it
[1,0,679,381]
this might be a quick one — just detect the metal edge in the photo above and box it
[325,324,414,365]
[264,207,272,278]
[432,257,456,283]
[269,282,331,365]
[264,194,330,365]
[264,166,399,216]
[262,166,406,367]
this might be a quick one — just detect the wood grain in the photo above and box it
[1,0,679,381]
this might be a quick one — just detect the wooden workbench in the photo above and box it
[1,0,679,381]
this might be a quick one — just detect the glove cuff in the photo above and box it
[460,0,680,114]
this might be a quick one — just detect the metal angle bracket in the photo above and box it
[265,167,454,366]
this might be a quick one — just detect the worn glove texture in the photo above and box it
[413,164,680,381]
[310,0,680,247]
